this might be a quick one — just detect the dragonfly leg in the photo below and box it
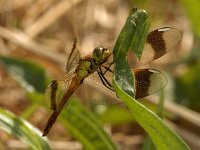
[102,65,113,74]
[99,67,113,87]
[101,61,114,75]
[98,68,114,91]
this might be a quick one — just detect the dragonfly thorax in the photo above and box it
[77,47,111,79]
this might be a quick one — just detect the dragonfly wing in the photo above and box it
[44,74,75,111]
[83,68,167,104]
[84,68,167,104]
[83,71,122,105]
[66,38,80,74]
[133,68,167,99]
[128,27,182,67]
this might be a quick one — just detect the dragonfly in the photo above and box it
[42,27,181,136]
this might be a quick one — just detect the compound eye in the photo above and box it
[93,46,110,63]
[102,48,110,58]
[93,47,103,61]
[104,48,109,53]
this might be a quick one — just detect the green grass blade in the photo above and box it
[0,108,51,150]
[113,8,150,97]
[60,99,118,150]
[113,8,190,150]
[0,56,48,93]
[113,80,190,150]
[0,55,118,149]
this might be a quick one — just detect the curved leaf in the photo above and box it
[113,8,150,97]
[0,108,51,150]
[60,99,118,150]
[0,56,48,93]
[113,8,190,150]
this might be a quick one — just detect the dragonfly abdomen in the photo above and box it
[57,76,82,110]
[42,111,60,136]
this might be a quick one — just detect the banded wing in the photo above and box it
[83,68,167,104]
[128,27,182,67]
[83,66,121,105]
[134,69,167,99]
[44,74,75,111]
[66,38,80,74]
[44,38,80,111]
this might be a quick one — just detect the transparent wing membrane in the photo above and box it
[44,27,180,108]
[83,71,122,105]
[128,27,182,68]
[133,68,167,99]
[83,68,167,104]
[66,38,80,74]
[44,74,75,111]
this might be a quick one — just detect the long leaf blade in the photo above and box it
[113,8,190,150]
[60,99,118,150]
[0,108,51,150]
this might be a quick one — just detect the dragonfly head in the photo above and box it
[93,47,111,64]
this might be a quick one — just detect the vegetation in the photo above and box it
[0,0,200,149]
